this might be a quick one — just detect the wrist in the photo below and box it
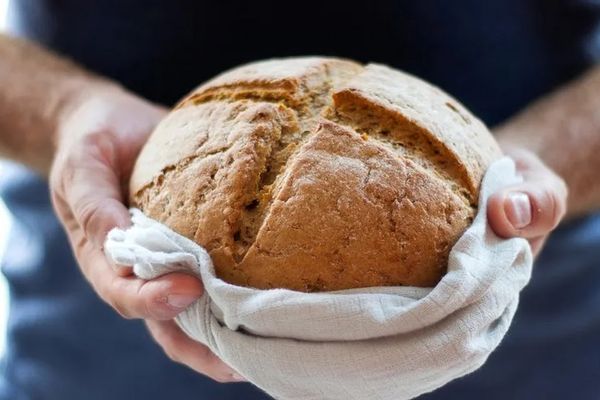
[493,122,542,156]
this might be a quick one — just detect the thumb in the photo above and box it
[487,179,567,239]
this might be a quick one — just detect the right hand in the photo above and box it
[49,85,244,382]
[487,146,568,256]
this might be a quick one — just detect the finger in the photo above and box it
[529,236,547,257]
[113,264,135,277]
[75,238,203,320]
[58,132,131,249]
[52,190,134,278]
[487,177,567,239]
[146,320,247,383]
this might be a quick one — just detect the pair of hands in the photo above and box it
[49,87,567,384]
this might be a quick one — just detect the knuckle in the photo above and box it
[48,166,63,194]
[536,187,562,230]
[77,200,104,238]
[49,187,66,219]
[547,185,566,226]
[49,160,69,202]
[164,348,182,363]
[486,192,514,238]
[557,176,569,200]
[203,353,233,381]
[206,352,224,369]
[81,131,117,164]
[204,366,234,383]
[211,374,231,384]
[152,327,178,358]
[62,149,85,179]
[192,347,231,381]
[111,298,134,320]
[135,282,166,320]
[50,152,81,207]
[551,195,566,227]
[158,338,183,364]
[142,296,162,320]
[49,182,61,203]
[84,129,111,146]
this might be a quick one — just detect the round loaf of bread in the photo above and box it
[129,57,502,292]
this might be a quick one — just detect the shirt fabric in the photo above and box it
[1,0,599,399]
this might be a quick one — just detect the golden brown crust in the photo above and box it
[175,57,363,112]
[130,57,501,292]
[329,64,501,205]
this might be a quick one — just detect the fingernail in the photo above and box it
[166,294,198,309]
[231,373,247,382]
[505,192,532,229]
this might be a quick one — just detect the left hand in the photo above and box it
[487,147,568,256]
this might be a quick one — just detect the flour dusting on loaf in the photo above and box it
[130,57,501,292]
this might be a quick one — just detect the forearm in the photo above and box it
[0,33,118,174]
[496,66,600,218]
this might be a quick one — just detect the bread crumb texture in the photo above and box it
[130,57,501,292]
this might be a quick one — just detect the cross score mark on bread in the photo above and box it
[129,57,501,292]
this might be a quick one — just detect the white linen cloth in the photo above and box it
[105,157,532,400]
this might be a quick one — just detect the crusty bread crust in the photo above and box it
[130,57,502,292]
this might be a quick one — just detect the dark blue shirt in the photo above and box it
[1,1,599,399]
